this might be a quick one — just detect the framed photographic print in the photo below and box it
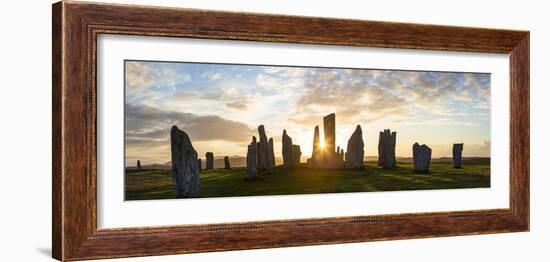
[52,1,529,261]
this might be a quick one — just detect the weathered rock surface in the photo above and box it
[336,146,345,162]
[378,129,397,168]
[292,145,302,167]
[197,159,202,172]
[170,125,200,198]
[282,130,294,168]
[308,125,322,168]
[246,136,257,180]
[137,160,142,170]
[413,143,432,172]
[453,143,464,168]
[268,138,276,168]
[322,114,341,168]
[224,156,231,169]
[256,125,272,170]
[205,152,214,169]
[345,125,365,169]
[323,113,336,154]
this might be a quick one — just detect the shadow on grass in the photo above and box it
[125,160,490,201]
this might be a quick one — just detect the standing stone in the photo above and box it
[205,152,214,169]
[323,113,340,168]
[197,159,202,172]
[292,145,302,167]
[378,129,397,168]
[224,156,231,169]
[323,113,336,154]
[170,125,200,198]
[136,160,142,170]
[413,143,432,172]
[377,132,383,166]
[268,138,276,168]
[345,125,365,169]
[282,130,294,168]
[246,136,257,179]
[453,143,464,168]
[308,126,322,168]
[336,147,344,162]
[256,125,271,170]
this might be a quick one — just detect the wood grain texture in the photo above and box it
[52,1,530,261]
[52,2,63,260]
[509,35,530,225]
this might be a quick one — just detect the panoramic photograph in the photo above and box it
[124,60,491,200]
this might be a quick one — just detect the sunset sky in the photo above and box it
[124,60,490,166]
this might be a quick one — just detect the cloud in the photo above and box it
[292,69,490,127]
[478,140,491,155]
[125,103,254,147]
[125,61,191,102]
[125,61,153,89]
[401,118,477,127]
[124,62,492,163]
[225,100,252,111]
[261,66,285,74]
[159,84,258,114]
[395,71,490,106]
[288,115,323,126]
[200,71,223,81]
[255,67,309,95]
[297,70,363,108]
[344,70,491,109]
[255,73,303,94]
[261,66,307,78]
[428,107,468,116]
[294,69,414,125]
[363,86,411,114]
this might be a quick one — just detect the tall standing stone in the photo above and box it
[378,129,397,168]
[413,143,432,172]
[345,125,365,169]
[205,152,214,169]
[282,130,294,168]
[292,145,302,167]
[256,125,271,170]
[308,126,322,168]
[246,136,257,179]
[323,113,340,168]
[170,125,200,198]
[197,159,202,172]
[224,156,231,169]
[453,143,464,168]
[268,138,276,168]
[340,148,345,161]
[377,132,383,166]
[323,113,336,154]
[136,160,142,170]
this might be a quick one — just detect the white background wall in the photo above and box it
[0,0,546,261]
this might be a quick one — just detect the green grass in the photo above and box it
[125,159,490,201]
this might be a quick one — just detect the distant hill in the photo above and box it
[127,156,490,170]
[128,155,274,170]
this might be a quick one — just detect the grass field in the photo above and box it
[125,158,490,201]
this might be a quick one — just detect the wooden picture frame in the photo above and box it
[52,1,529,261]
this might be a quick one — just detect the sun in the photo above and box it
[320,139,325,150]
